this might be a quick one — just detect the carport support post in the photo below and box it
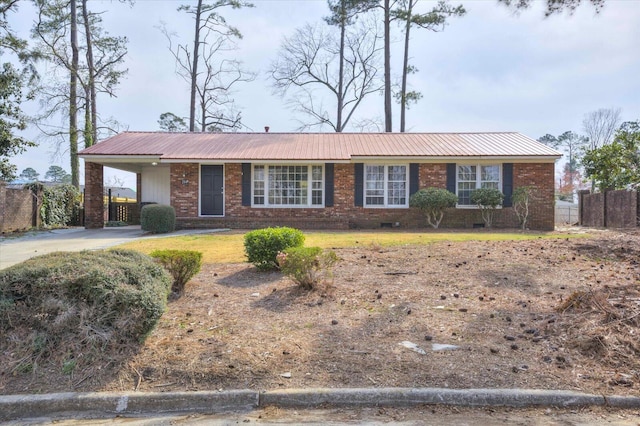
[85,161,104,229]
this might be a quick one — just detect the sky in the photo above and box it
[7,0,640,189]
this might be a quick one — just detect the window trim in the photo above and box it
[363,163,409,209]
[251,164,325,208]
[455,163,502,209]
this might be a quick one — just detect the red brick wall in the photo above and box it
[0,183,39,233]
[173,162,556,231]
[419,163,447,188]
[514,163,555,231]
[171,163,199,217]
[84,162,104,229]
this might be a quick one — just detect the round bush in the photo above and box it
[141,204,176,234]
[150,249,203,295]
[409,187,458,228]
[244,227,305,271]
[0,250,171,376]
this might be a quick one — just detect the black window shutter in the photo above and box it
[241,163,251,206]
[325,163,334,207]
[354,163,363,207]
[502,163,513,207]
[409,163,419,196]
[446,163,456,194]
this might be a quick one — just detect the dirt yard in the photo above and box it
[2,229,639,396]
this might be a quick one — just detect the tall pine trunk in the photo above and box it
[336,2,346,133]
[400,0,413,133]
[383,0,392,132]
[81,0,96,146]
[189,0,203,132]
[70,0,79,188]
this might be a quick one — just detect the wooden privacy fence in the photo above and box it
[107,202,140,224]
[579,189,639,228]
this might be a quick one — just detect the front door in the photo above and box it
[201,165,224,216]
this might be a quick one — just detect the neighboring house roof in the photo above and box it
[80,185,136,199]
[5,183,136,199]
[79,132,562,164]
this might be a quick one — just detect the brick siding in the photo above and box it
[84,162,104,229]
[84,160,556,231]
[174,162,555,231]
[0,183,39,233]
[171,163,200,217]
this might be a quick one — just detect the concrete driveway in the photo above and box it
[0,226,223,270]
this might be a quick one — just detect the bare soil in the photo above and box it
[2,229,639,396]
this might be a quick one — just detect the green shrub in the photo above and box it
[470,188,504,228]
[244,227,305,271]
[141,204,176,234]
[409,187,458,228]
[0,250,171,376]
[277,246,338,291]
[25,182,81,228]
[151,249,203,295]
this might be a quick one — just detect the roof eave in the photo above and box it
[349,155,562,162]
[79,154,162,163]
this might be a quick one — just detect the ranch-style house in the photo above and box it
[79,132,561,230]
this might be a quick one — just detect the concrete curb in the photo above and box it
[260,388,640,409]
[1,388,639,421]
[0,390,258,421]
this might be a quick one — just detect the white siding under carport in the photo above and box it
[141,165,170,205]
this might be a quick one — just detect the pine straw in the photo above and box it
[556,284,640,387]
[2,230,639,396]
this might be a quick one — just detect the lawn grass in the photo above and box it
[116,230,588,265]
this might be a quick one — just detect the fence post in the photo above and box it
[603,189,610,228]
[578,190,588,226]
[108,188,112,222]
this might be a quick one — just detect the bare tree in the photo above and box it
[32,0,127,187]
[538,131,587,199]
[164,0,253,132]
[393,0,465,132]
[582,107,621,150]
[270,18,383,132]
[325,0,378,132]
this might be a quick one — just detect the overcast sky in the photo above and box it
[8,0,640,188]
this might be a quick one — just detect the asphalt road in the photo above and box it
[0,226,222,270]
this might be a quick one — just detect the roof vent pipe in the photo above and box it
[264,126,270,133]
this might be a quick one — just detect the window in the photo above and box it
[253,165,323,207]
[457,164,501,206]
[364,164,408,208]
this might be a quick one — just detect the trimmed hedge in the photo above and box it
[0,250,171,375]
[151,249,203,295]
[141,204,176,234]
[409,187,458,229]
[244,227,305,271]
[470,188,504,228]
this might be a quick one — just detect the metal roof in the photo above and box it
[79,132,561,161]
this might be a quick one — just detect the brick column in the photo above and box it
[84,162,104,229]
